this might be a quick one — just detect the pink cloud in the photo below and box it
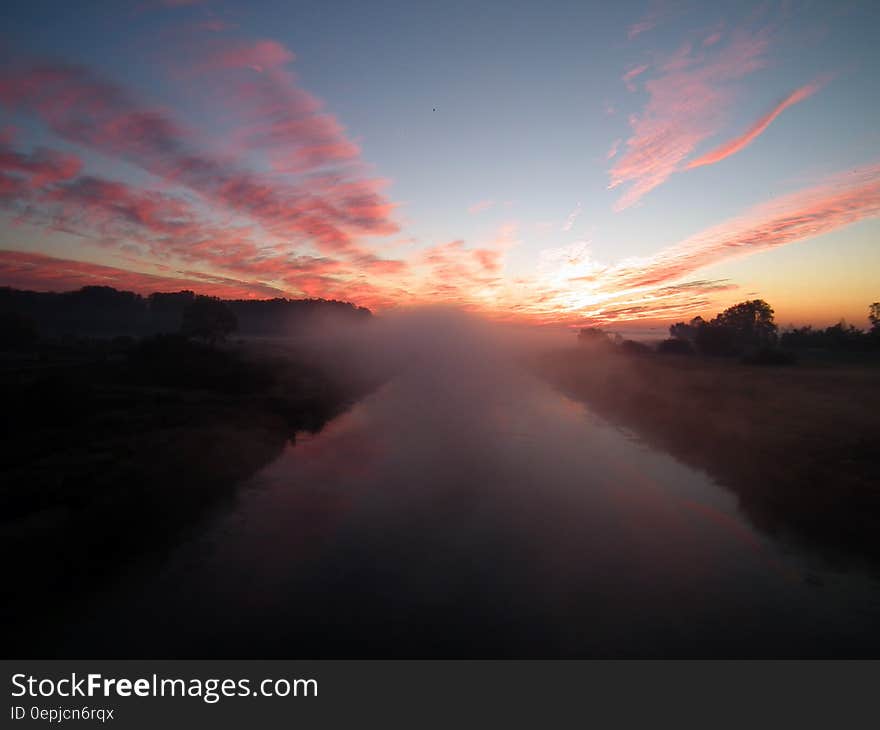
[197,20,238,33]
[473,248,502,272]
[606,138,622,160]
[604,163,880,291]
[627,2,674,41]
[686,77,829,170]
[622,64,649,91]
[569,280,739,327]
[0,249,286,299]
[410,225,518,303]
[0,143,81,189]
[0,52,398,256]
[190,39,365,175]
[628,20,657,40]
[609,27,771,210]
[509,164,879,326]
[208,39,295,72]
[562,202,582,231]
[0,136,410,305]
[468,199,495,214]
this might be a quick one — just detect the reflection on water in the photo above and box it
[60,352,880,657]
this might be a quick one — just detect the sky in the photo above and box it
[0,0,878,329]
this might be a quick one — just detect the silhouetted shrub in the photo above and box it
[695,320,738,356]
[181,297,238,345]
[670,299,778,356]
[669,317,705,345]
[781,321,875,353]
[578,327,612,347]
[715,300,777,348]
[131,333,272,393]
[619,339,652,356]
[656,338,694,355]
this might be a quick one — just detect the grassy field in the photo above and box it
[0,335,381,629]
[538,346,880,562]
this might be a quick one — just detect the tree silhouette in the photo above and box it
[181,297,238,345]
[669,316,705,343]
[870,302,880,332]
[657,337,695,355]
[714,299,777,349]
[668,300,777,356]
[578,327,610,345]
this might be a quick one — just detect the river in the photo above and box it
[56,341,880,657]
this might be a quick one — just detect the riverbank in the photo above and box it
[0,335,382,629]
[538,347,880,562]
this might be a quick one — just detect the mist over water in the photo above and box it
[56,311,880,657]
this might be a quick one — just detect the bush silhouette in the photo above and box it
[657,338,694,355]
[670,299,778,356]
[578,327,612,346]
[619,339,652,356]
[181,297,238,345]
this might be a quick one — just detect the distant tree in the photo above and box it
[149,291,196,313]
[181,297,237,345]
[695,319,738,356]
[870,302,880,333]
[149,290,196,334]
[713,299,777,350]
[669,316,705,343]
[59,285,148,335]
[618,339,651,356]
[670,301,777,356]
[578,327,611,345]
[780,326,817,350]
[657,338,694,355]
[823,320,867,350]
[781,320,874,353]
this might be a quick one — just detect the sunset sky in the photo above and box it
[0,0,877,328]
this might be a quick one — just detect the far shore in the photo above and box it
[538,346,880,564]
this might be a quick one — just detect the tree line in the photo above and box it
[0,285,372,348]
[579,299,880,363]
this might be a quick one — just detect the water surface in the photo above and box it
[59,353,880,657]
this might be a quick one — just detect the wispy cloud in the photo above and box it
[628,20,656,40]
[627,1,674,40]
[517,164,880,325]
[0,249,286,299]
[604,163,880,291]
[468,199,495,214]
[606,138,622,160]
[622,64,649,91]
[562,203,582,232]
[687,77,829,170]
[0,48,398,257]
[610,26,771,210]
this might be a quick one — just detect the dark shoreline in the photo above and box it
[0,336,381,640]
[538,347,880,567]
